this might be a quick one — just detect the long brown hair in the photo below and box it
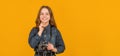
[35,6,57,28]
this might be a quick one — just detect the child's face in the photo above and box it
[40,8,50,23]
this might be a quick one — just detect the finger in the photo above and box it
[47,47,51,50]
[48,42,52,45]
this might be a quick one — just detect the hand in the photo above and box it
[38,23,45,36]
[47,42,57,52]
[47,42,54,50]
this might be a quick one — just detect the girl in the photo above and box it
[28,6,65,56]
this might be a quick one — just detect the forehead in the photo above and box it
[41,8,49,12]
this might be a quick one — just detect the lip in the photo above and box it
[42,18,47,20]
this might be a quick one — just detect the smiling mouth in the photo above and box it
[42,18,46,20]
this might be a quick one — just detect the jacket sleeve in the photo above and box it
[55,29,65,54]
[28,28,42,49]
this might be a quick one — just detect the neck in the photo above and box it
[41,22,49,27]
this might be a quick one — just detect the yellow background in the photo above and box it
[0,0,120,56]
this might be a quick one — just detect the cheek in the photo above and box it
[39,15,41,19]
[40,15,43,18]
[48,16,50,19]
[47,15,50,20]
[40,15,44,21]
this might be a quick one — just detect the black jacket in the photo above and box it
[28,24,65,56]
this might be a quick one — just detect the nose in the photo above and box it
[42,14,46,18]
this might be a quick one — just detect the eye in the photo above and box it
[46,13,49,15]
[40,13,44,15]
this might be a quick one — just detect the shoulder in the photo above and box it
[51,26,61,34]
[51,26,58,32]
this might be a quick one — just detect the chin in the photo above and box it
[42,21,49,23]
